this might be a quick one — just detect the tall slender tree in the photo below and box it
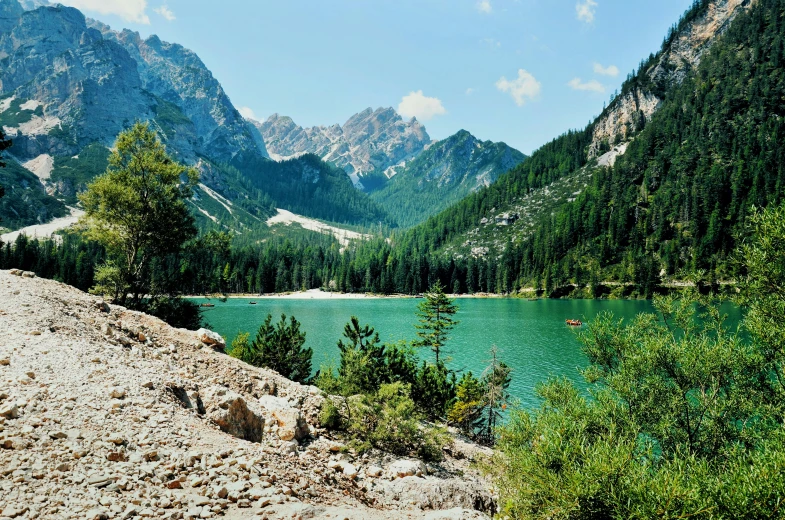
[414,281,459,364]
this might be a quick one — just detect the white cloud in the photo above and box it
[465,88,476,96]
[154,5,175,21]
[576,0,598,23]
[57,0,150,24]
[238,107,257,120]
[476,0,492,14]
[593,63,619,76]
[398,90,447,121]
[495,69,541,107]
[398,91,447,121]
[568,78,605,93]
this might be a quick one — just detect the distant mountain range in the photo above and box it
[252,108,429,190]
[250,111,525,225]
[0,0,524,238]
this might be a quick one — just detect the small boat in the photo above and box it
[565,319,583,327]
[200,303,215,308]
[249,301,258,305]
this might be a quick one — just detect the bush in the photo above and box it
[346,383,446,462]
[319,397,342,430]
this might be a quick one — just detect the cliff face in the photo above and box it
[254,108,430,189]
[588,0,754,158]
[0,270,494,519]
[90,22,268,162]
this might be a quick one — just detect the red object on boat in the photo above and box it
[565,319,583,327]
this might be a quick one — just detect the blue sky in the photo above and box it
[61,0,694,154]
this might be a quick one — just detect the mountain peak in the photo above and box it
[260,107,431,190]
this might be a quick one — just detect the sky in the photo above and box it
[57,0,695,155]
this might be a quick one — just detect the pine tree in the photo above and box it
[244,314,313,384]
[478,345,511,444]
[414,281,459,364]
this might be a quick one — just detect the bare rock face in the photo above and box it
[258,394,310,441]
[382,477,496,514]
[254,107,431,189]
[588,0,754,159]
[202,386,265,443]
[387,459,427,479]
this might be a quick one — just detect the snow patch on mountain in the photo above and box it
[198,183,234,215]
[266,209,370,248]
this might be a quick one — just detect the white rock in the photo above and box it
[387,459,426,479]
[196,328,225,349]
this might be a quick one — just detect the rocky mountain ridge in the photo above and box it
[0,269,494,519]
[370,130,526,227]
[588,0,753,158]
[0,0,392,234]
[252,108,430,189]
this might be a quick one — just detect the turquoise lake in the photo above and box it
[194,297,657,409]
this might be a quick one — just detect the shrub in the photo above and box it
[346,382,446,462]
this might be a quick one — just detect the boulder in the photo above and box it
[258,395,309,441]
[387,459,426,479]
[196,328,225,350]
[202,387,265,442]
[0,403,19,419]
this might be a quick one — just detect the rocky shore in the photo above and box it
[0,270,495,519]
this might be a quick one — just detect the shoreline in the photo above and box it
[185,289,512,300]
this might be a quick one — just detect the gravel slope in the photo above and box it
[0,270,493,520]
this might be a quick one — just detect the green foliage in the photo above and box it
[487,202,785,519]
[145,296,203,330]
[335,316,389,395]
[79,122,199,306]
[318,397,342,430]
[228,331,251,361]
[0,97,43,128]
[447,371,485,435]
[234,314,313,384]
[412,361,456,422]
[152,97,193,138]
[231,153,393,227]
[415,281,459,363]
[50,143,111,202]
[345,382,446,462]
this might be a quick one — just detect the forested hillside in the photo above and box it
[369,130,525,228]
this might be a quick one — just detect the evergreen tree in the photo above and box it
[414,281,459,364]
[244,314,312,384]
[336,316,388,395]
[478,345,511,444]
[447,372,485,437]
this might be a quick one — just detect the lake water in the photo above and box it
[194,297,656,409]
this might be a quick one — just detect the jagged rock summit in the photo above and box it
[0,270,494,519]
[252,108,430,189]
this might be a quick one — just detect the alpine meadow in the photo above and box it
[2,0,785,518]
